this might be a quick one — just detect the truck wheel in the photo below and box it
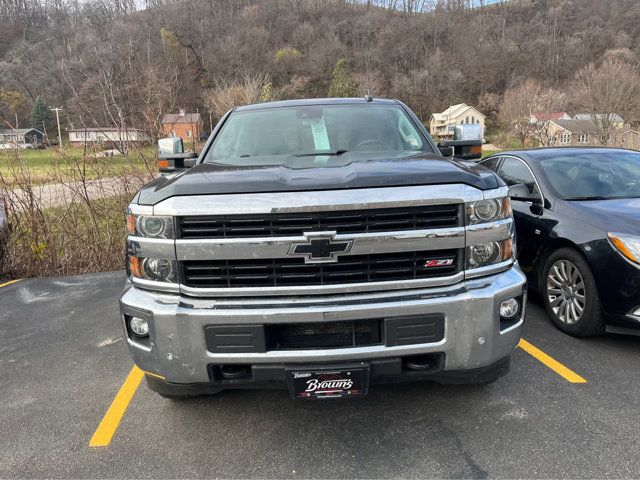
[542,248,604,337]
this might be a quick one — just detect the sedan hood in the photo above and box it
[135,155,500,205]
[558,198,640,235]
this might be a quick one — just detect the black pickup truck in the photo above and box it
[121,98,526,400]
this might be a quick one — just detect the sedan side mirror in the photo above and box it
[508,183,542,203]
[157,137,197,173]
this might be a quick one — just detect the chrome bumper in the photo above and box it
[119,266,526,384]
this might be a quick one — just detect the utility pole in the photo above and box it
[49,106,63,148]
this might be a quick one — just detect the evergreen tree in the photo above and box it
[31,96,52,133]
[328,59,359,98]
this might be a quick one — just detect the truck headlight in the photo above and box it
[129,256,177,283]
[608,233,640,266]
[467,238,514,269]
[466,197,512,225]
[126,213,174,239]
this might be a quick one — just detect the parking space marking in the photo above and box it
[519,338,587,383]
[0,279,21,289]
[90,365,144,447]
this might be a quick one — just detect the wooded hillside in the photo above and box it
[2,0,640,135]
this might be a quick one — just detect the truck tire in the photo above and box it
[541,248,604,337]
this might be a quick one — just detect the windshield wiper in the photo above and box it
[293,149,349,157]
[564,196,610,201]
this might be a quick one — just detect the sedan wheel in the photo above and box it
[546,260,586,325]
[542,248,604,337]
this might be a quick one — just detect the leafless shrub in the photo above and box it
[279,75,312,99]
[0,146,154,279]
[202,73,276,118]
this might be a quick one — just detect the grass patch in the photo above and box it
[0,146,156,186]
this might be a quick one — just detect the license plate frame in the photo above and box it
[286,364,370,399]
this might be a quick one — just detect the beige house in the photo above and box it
[546,119,599,146]
[429,103,485,140]
[613,129,640,150]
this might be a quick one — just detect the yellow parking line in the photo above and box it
[90,365,144,447]
[518,338,587,384]
[0,279,21,288]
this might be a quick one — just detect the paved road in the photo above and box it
[1,272,639,478]
[7,175,151,208]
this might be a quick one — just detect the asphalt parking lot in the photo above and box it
[1,272,639,478]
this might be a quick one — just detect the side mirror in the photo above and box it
[454,124,483,142]
[157,137,197,173]
[438,145,454,157]
[158,137,184,156]
[438,140,482,160]
[508,183,541,203]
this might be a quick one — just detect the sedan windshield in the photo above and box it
[539,152,640,200]
[204,104,433,166]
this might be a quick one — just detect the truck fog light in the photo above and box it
[142,258,175,282]
[129,316,149,337]
[471,241,501,266]
[630,307,640,320]
[499,298,520,319]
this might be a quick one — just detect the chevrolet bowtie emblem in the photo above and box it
[288,232,353,263]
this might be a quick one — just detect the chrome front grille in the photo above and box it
[130,184,514,296]
[177,204,461,239]
[181,249,461,288]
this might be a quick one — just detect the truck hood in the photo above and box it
[135,154,500,205]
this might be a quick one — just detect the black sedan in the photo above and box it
[480,147,640,337]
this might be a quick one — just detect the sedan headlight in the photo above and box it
[608,233,640,266]
[466,197,512,225]
[129,256,177,283]
[467,238,515,269]
[126,213,174,239]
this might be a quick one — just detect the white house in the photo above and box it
[0,128,44,148]
[429,104,486,140]
[68,128,148,147]
[574,113,624,129]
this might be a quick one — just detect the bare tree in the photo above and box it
[2,0,640,146]
[499,80,564,146]
[572,58,640,145]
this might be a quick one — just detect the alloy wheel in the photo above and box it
[546,259,586,325]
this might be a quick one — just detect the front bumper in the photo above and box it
[119,266,526,387]
[589,245,640,331]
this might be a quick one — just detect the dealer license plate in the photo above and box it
[287,366,369,399]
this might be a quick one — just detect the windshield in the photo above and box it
[539,152,640,200]
[204,104,433,166]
